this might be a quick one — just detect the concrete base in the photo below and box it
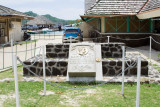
[95,44,103,81]
[67,77,96,82]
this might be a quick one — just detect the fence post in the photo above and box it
[13,55,20,107]
[149,36,152,64]
[122,46,125,96]
[31,40,32,57]
[16,44,17,56]
[34,40,36,57]
[54,30,55,39]
[25,41,27,60]
[136,56,141,107]
[43,46,46,95]
[107,36,110,43]
[70,36,72,43]
[3,45,4,69]
[11,38,14,70]
[49,31,50,39]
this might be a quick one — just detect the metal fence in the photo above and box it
[0,30,64,71]
[30,30,63,40]
[13,45,142,107]
[0,35,160,71]
[0,39,38,71]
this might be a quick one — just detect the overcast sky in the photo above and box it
[0,0,84,20]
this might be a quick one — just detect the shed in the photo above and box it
[79,0,160,47]
[0,5,33,44]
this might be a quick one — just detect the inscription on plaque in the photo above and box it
[68,44,96,77]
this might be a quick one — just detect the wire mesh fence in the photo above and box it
[0,39,38,71]
[30,30,63,40]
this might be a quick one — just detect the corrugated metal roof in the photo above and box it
[140,0,160,12]
[86,0,147,15]
[0,5,33,19]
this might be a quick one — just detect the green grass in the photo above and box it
[0,67,160,106]
[19,40,37,45]
[152,64,160,72]
[49,58,54,60]
[0,66,23,80]
[0,82,160,107]
[158,53,160,58]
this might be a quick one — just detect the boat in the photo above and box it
[42,28,53,33]
[27,30,39,34]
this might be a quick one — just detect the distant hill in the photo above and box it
[24,11,38,17]
[23,11,76,25]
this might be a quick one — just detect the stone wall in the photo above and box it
[46,43,124,59]
[23,56,148,76]
[23,55,68,76]
[152,34,160,51]
[46,43,69,58]
[103,59,148,76]
[24,43,148,77]
[101,43,124,58]
[92,34,150,47]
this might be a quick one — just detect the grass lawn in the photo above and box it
[0,67,160,107]
[0,82,160,107]
[152,64,160,72]
[19,40,37,45]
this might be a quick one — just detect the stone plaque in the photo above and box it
[67,43,103,81]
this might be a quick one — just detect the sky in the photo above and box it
[0,0,84,20]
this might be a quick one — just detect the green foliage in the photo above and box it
[43,14,75,25]
[22,11,38,25]
[22,11,77,25]
[152,64,160,72]
[50,58,54,60]
[24,11,38,17]
[158,53,160,58]
[75,19,82,27]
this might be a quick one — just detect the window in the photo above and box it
[66,29,78,33]
[0,23,6,37]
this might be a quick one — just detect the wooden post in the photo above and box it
[101,17,105,33]
[127,17,130,33]
[105,17,107,33]
[150,19,153,33]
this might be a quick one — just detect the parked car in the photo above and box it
[62,27,83,43]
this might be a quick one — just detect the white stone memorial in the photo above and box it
[67,43,103,82]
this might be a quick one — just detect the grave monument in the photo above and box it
[67,43,103,81]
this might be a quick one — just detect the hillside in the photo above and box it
[23,11,76,25]
[24,11,38,17]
